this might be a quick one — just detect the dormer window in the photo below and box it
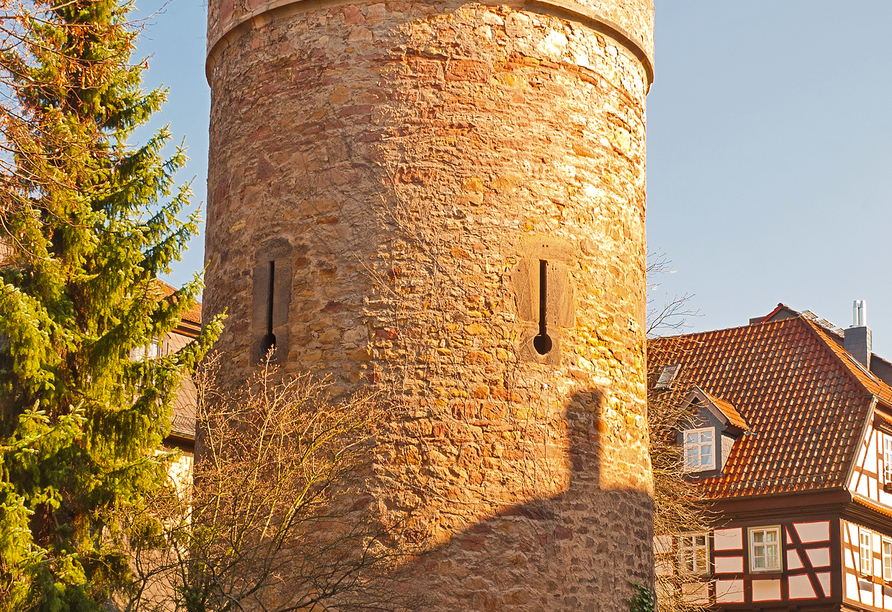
[678,387,749,474]
[684,427,715,471]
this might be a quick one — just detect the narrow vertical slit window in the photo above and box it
[260,260,277,354]
[533,259,552,355]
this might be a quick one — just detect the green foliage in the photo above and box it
[0,0,220,608]
[629,581,656,612]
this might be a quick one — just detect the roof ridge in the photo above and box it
[651,316,795,344]
[799,315,891,401]
[799,309,845,335]
[757,302,787,324]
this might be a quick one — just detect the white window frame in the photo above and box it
[655,364,681,389]
[860,529,873,577]
[683,427,715,472]
[678,533,710,575]
[883,538,892,582]
[884,435,892,483]
[749,526,782,573]
[132,337,161,361]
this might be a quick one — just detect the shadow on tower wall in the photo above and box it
[382,388,654,612]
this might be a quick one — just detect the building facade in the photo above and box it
[203,0,655,608]
[651,306,892,611]
[152,281,203,485]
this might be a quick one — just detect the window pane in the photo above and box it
[861,531,872,575]
[679,533,708,575]
[884,540,892,581]
[695,548,706,571]
[766,544,778,568]
[884,542,892,564]
[885,438,892,481]
[753,552,764,569]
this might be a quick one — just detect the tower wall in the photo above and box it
[204,0,654,608]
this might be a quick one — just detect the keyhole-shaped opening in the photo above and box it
[260,260,277,354]
[533,259,552,355]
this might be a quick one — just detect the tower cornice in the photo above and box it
[205,0,654,89]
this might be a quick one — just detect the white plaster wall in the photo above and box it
[714,528,742,551]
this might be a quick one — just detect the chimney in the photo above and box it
[845,300,871,369]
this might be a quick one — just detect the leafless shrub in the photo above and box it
[120,354,421,612]
[647,341,713,612]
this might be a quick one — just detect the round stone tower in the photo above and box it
[204,0,654,608]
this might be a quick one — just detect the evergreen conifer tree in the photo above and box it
[0,0,220,608]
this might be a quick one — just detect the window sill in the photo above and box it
[684,466,716,474]
[862,574,886,584]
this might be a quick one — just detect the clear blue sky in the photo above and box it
[138,1,892,356]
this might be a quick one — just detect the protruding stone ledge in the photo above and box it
[205,0,654,89]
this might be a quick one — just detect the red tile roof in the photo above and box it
[154,279,202,327]
[649,315,892,499]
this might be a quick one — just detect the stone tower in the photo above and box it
[204,0,654,608]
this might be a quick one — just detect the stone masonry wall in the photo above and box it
[204,0,654,609]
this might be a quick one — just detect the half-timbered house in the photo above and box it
[154,281,203,484]
[650,304,892,611]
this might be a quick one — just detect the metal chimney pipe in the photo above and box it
[853,300,866,327]
[846,300,871,369]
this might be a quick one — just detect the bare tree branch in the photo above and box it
[118,354,423,612]
[646,252,700,337]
